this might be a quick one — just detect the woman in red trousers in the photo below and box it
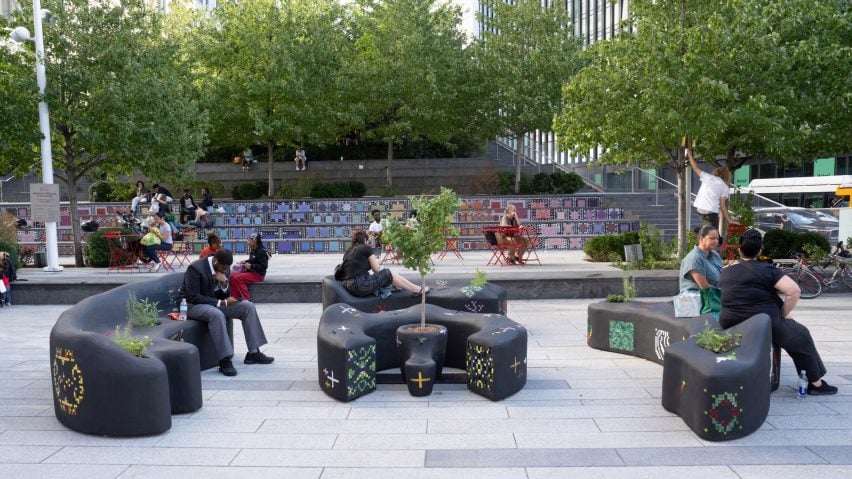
[230,233,269,301]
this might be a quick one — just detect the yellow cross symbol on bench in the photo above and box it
[410,371,431,389]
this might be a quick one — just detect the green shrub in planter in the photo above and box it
[532,173,554,194]
[552,172,585,194]
[306,181,367,198]
[795,232,829,257]
[763,230,830,259]
[232,181,268,200]
[127,292,161,327]
[583,231,641,262]
[347,181,366,198]
[762,229,796,259]
[112,324,154,357]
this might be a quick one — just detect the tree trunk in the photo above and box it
[267,140,275,197]
[63,147,84,267]
[386,140,393,188]
[676,152,688,258]
[420,275,426,329]
[514,133,524,194]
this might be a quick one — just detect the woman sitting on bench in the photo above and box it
[336,231,424,297]
[719,229,837,395]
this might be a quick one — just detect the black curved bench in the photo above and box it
[662,313,772,441]
[49,273,232,436]
[322,276,507,314]
[317,303,527,401]
[587,300,710,365]
[588,300,781,389]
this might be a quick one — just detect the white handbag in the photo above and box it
[673,289,701,317]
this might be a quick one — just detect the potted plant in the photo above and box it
[382,187,460,395]
[383,187,461,329]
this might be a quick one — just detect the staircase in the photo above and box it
[603,192,703,242]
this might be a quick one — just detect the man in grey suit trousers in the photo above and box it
[181,249,274,376]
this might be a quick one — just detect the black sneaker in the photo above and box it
[218,357,237,376]
[808,381,838,395]
[244,350,275,364]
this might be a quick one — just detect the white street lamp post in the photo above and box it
[11,0,62,272]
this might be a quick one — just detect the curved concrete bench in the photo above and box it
[317,303,527,401]
[662,313,772,441]
[49,273,232,437]
[322,276,507,314]
[587,300,710,365]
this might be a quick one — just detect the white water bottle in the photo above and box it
[178,298,188,321]
[797,370,808,399]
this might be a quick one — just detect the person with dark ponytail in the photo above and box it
[230,233,269,301]
[336,230,425,297]
[719,229,837,395]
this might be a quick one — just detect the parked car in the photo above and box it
[753,207,839,243]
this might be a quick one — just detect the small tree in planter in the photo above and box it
[383,187,461,330]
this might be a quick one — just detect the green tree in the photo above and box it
[0,27,40,177]
[193,0,350,197]
[383,187,460,329]
[350,0,475,187]
[473,0,583,193]
[555,0,850,256]
[0,0,206,266]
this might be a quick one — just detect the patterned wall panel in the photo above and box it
[9,194,636,256]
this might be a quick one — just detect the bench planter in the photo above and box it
[50,273,232,436]
[587,300,710,365]
[396,324,448,396]
[318,303,527,401]
[322,276,507,315]
[662,313,772,441]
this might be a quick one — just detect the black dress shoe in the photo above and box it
[244,350,275,364]
[218,357,237,376]
[808,381,838,395]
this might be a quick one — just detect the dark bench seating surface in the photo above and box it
[587,300,711,365]
[321,276,507,315]
[50,273,231,437]
[318,302,527,401]
[662,313,772,441]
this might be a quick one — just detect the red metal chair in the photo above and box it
[104,231,140,274]
[721,223,748,262]
[379,243,401,265]
[437,228,463,261]
[483,226,512,266]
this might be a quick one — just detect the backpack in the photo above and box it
[485,231,498,246]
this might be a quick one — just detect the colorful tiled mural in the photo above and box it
[9,195,638,255]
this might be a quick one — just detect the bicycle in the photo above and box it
[777,253,852,299]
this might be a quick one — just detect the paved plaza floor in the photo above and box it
[1,294,851,478]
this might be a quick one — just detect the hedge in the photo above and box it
[762,229,830,259]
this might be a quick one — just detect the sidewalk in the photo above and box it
[0,295,850,478]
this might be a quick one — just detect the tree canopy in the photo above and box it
[554,0,851,254]
[473,0,584,192]
[349,0,475,187]
[188,0,350,196]
[0,0,206,265]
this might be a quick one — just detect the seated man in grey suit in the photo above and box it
[181,249,274,376]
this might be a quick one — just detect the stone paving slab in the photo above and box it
[0,297,850,478]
